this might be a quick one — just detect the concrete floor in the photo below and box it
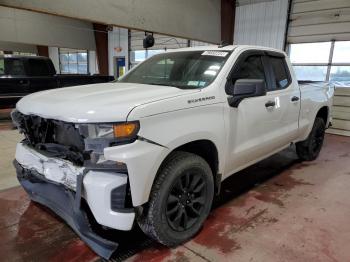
[0,131,350,262]
[0,130,22,190]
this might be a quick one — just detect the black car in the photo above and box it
[0,55,113,109]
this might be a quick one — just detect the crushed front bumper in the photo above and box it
[15,161,118,259]
[14,143,136,259]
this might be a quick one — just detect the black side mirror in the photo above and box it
[227,79,266,107]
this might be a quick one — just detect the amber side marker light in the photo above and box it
[113,122,139,138]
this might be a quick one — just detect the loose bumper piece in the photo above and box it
[13,143,136,259]
[14,161,118,259]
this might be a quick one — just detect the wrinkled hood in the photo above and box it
[16,82,199,123]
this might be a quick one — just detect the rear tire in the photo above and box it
[296,117,326,161]
[137,151,214,247]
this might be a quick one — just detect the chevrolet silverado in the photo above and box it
[11,45,334,258]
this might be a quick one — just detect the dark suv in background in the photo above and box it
[0,55,113,109]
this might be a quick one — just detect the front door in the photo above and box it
[224,50,299,177]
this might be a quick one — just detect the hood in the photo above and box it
[16,82,199,123]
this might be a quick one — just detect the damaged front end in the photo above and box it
[11,110,136,259]
[14,161,119,258]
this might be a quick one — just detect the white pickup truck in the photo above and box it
[12,45,334,258]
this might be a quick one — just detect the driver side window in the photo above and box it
[232,55,266,84]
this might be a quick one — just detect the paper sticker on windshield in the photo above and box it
[187,81,199,86]
[201,51,228,57]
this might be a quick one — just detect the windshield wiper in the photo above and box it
[147,82,181,88]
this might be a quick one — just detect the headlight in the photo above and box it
[113,122,139,139]
[78,121,140,155]
[79,121,140,140]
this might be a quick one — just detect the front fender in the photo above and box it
[105,103,226,206]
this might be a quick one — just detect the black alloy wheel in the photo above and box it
[296,117,326,161]
[166,170,206,231]
[137,151,214,246]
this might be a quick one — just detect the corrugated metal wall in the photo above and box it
[287,0,350,43]
[234,0,289,50]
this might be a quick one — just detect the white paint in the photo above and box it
[15,143,84,189]
[83,170,135,230]
[15,143,135,230]
[16,82,199,123]
[14,45,334,210]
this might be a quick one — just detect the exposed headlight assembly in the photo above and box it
[78,121,140,154]
[79,121,139,139]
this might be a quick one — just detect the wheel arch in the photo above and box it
[316,106,329,126]
[156,139,221,196]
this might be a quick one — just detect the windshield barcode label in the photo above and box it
[201,51,228,57]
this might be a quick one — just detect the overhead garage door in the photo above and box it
[287,0,350,136]
[287,0,350,44]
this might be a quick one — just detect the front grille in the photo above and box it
[11,110,87,165]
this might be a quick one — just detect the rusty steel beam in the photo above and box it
[93,23,109,76]
[36,45,49,57]
[221,0,236,44]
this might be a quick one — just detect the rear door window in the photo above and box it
[27,59,51,76]
[0,58,4,75]
[5,58,26,76]
[269,56,290,90]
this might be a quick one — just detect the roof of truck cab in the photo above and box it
[165,45,286,55]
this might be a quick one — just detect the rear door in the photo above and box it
[263,52,300,145]
[26,58,58,93]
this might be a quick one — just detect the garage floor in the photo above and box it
[0,131,350,262]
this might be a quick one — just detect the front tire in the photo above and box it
[137,151,214,247]
[296,117,326,161]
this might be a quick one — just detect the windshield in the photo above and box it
[119,50,231,89]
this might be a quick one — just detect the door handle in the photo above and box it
[291,96,299,102]
[265,101,276,108]
[18,79,30,87]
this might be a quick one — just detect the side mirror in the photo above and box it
[227,79,266,107]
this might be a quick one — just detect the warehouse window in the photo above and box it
[289,41,350,86]
[59,48,88,74]
[130,49,164,67]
